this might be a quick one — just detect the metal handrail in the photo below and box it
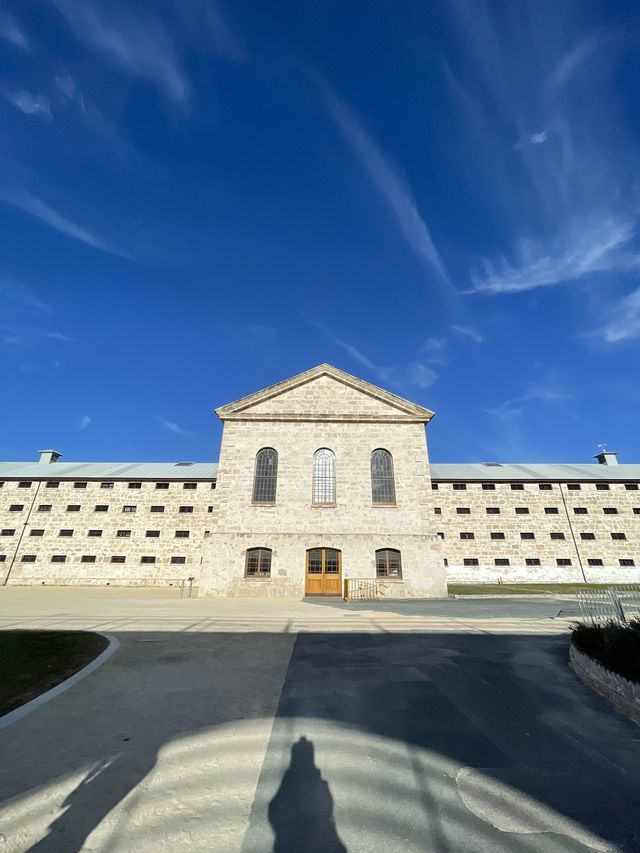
[343,578,388,601]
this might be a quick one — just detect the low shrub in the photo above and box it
[572,619,640,684]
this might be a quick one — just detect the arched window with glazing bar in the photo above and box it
[371,449,396,504]
[312,448,336,504]
[252,448,278,504]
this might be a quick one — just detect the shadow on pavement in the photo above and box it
[0,632,637,851]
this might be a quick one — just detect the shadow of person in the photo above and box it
[269,737,347,853]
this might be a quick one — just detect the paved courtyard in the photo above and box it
[0,589,639,851]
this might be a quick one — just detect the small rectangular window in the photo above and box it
[208,506,213,512]
[150,506,165,513]
[37,504,52,512]
[550,532,565,540]
[128,482,142,489]
[620,558,635,566]
[573,507,587,514]
[51,555,66,563]
[587,558,603,566]
[434,507,442,514]
[46,481,59,489]
[21,555,36,562]
[456,507,471,514]
[515,507,529,514]
[59,529,73,537]
[611,532,626,540]
[146,530,160,538]
[580,532,596,540]
[463,558,479,566]
[482,483,496,491]
[443,558,448,567]
[567,483,581,490]
[486,507,500,514]
[116,530,131,538]
[111,555,126,563]
[453,483,467,491]
[74,482,87,489]
[431,482,439,490]
[171,556,186,564]
[625,483,639,490]
[1,529,16,536]
[490,532,505,539]
[9,504,24,512]
[525,558,541,566]
[603,507,618,515]
[538,483,552,490]
[156,482,170,490]
[596,483,610,490]
[67,505,81,512]
[556,558,572,566]
[544,507,559,514]
[183,482,197,490]
[211,482,216,489]
[437,532,445,539]
[0,555,7,561]
[81,555,96,563]
[175,530,190,538]
[101,482,114,489]
[634,508,640,514]
[88,530,102,537]
[494,558,509,566]
[460,532,474,540]
[140,556,156,564]
[29,529,44,536]
[123,505,136,513]
[95,505,109,512]
[18,481,32,488]
[520,532,535,540]
[510,483,524,490]
[179,506,194,513]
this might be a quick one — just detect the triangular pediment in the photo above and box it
[216,364,434,423]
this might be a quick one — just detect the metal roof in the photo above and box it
[428,462,640,481]
[0,462,218,480]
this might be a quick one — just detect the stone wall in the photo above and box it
[0,478,215,586]
[433,480,640,583]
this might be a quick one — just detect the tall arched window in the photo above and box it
[312,449,336,504]
[371,449,396,504]
[376,549,402,578]
[252,448,278,503]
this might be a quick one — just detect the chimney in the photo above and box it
[38,449,62,465]
[594,450,619,466]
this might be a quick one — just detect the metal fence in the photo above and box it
[576,585,640,625]
[343,578,388,601]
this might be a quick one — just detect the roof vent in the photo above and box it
[175,461,195,467]
[594,450,619,466]
[481,462,503,467]
[38,449,62,464]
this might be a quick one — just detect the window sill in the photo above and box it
[243,576,271,581]
[311,503,337,508]
[372,503,397,508]
[250,503,276,508]
[377,577,404,582]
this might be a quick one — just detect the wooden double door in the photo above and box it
[305,548,342,596]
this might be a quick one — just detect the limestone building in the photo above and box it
[0,365,638,595]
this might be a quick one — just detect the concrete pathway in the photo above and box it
[0,590,638,852]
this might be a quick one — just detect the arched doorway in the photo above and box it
[305,548,342,596]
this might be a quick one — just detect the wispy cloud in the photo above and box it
[316,75,449,286]
[486,382,572,420]
[449,323,486,343]
[469,216,639,294]
[159,417,193,436]
[0,13,29,51]
[0,280,51,314]
[6,91,52,122]
[597,286,640,343]
[52,0,190,105]
[548,35,605,91]
[310,320,437,389]
[0,187,130,258]
[0,323,74,348]
[77,415,91,430]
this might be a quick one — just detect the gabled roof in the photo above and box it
[429,462,640,481]
[0,462,218,481]
[216,363,435,423]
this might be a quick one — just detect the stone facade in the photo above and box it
[0,364,638,593]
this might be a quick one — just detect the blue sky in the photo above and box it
[1,0,639,464]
